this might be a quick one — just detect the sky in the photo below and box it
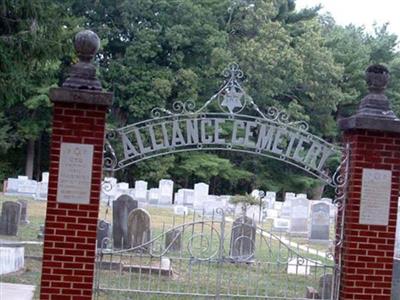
[295,0,400,37]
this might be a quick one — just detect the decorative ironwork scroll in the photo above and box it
[104,63,341,186]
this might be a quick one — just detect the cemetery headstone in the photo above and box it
[5,178,19,194]
[272,218,290,232]
[127,208,151,250]
[17,199,29,224]
[174,205,188,215]
[289,197,309,235]
[112,194,138,248]
[165,229,182,252]
[287,257,311,275]
[159,179,173,205]
[194,183,209,209]
[42,172,49,182]
[309,202,330,241]
[182,189,194,206]
[0,243,24,275]
[0,201,21,236]
[134,180,148,202]
[148,188,159,205]
[35,182,48,200]
[17,177,38,196]
[229,216,256,262]
[319,274,333,300]
[97,220,111,249]
[38,224,45,239]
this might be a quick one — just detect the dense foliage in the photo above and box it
[1,0,400,199]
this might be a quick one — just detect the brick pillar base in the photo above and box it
[339,130,400,299]
[39,31,112,300]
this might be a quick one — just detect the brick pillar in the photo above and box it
[338,65,400,299]
[40,30,112,300]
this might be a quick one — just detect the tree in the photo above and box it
[0,0,79,179]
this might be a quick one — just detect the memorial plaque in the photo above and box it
[57,143,94,204]
[359,168,392,225]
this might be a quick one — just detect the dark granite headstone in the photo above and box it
[17,199,29,224]
[127,208,151,250]
[319,274,333,300]
[112,194,137,248]
[0,201,22,236]
[310,202,330,241]
[229,215,256,262]
[165,229,182,252]
[97,219,111,249]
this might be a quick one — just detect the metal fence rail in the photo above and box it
[94,208,335,299]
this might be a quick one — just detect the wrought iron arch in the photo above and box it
[104,63,342,187]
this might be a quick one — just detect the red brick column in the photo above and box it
[338,65,400,299]
[39,30,112,300]
[339,130,400,299]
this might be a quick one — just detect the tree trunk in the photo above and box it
[25,139,35,179]
[35,135,42,180]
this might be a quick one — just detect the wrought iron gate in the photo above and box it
[98,63,350,299]
[94,208,337,299]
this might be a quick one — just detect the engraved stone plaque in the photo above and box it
[57,143,94,204]
[359,168,392,225]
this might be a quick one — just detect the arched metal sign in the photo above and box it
[104,64,341,186]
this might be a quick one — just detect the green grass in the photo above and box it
[0,195,334,299]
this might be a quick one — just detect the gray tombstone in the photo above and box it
[165,229,182,252]
[38,224,45,239]
[127,208,151,250]
[0,201,22,236]
[97,220,111,249]
[112,194,138,249]
[229,216,256,262]
[289,197,309,235]
[319,274,333,299]
[17,199,29,224]
[310,202,330,241]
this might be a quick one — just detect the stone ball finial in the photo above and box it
[365,64,390,93]
[74,30,100,62]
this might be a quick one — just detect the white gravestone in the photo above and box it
[289,197,309,235]
[159,179,173,205]
[174,191,183,205]
[117,182,130,196]
[35,182,48,201]
[266,209,278,219]
[360,169,392,225]
[0,246,24,275]
[42,172,49,183]
[174,205,189,215]
[17,178,37,195]
[180,189,194,206]
[309,202,330,241]
[287,258,312,275]
[5,178,19,194]
[148,188,159,205]
[134,180,148,202]
[272,218,290,232]
[57,143,93,204]
[194,183,209,209]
